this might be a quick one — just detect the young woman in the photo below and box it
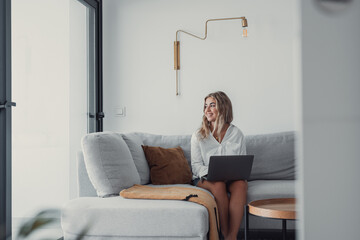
[191,91,247,240]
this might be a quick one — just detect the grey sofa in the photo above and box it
[61,131,296,240]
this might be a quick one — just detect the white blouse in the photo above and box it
[191,124,246,179]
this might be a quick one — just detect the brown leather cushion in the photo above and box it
[141,145,192,185]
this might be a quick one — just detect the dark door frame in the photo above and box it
[94,0,104,132]
[0,0,12,239]
[79,0,104,132]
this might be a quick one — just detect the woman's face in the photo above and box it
[204,97,218,123]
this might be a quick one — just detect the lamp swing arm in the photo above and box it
[173,16,248,96]
[175,16,248,42]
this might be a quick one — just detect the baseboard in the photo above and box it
[237,229,296,240]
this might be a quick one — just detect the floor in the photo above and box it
[238,229,296,240]
[11,221,295,240]
[10,231,295,240]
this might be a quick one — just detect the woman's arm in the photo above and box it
[239,134,247,155]
[191,133,208,178]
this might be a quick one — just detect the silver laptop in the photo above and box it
[206,155,254,181]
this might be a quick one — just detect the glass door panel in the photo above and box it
[11,0,101,237]
[72,0,97,134]
[12,3,72,236]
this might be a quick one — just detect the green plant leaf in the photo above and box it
[17,209,59,238]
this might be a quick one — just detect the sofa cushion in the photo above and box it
[246,131,295,180]
[142,146,192,185]
[61,193,209,238]
[81,132,140,197]
[137,133,192,165]
[121,133,150,184]
[247,180,296,203]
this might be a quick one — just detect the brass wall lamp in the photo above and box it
[174,16,248,96]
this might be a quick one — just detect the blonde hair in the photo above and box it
[198,91,233,140]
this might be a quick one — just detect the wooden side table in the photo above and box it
[244,198,296,240]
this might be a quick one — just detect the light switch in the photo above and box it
[115,107,126,117]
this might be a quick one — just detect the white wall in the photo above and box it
[299,0,360,239]
[103,0,297,135]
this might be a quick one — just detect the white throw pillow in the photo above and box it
[121,133,150,184]
[81,132,140,197]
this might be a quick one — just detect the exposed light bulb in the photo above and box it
[242,27,248,38]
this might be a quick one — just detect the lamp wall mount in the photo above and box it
[173,16,248,96]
